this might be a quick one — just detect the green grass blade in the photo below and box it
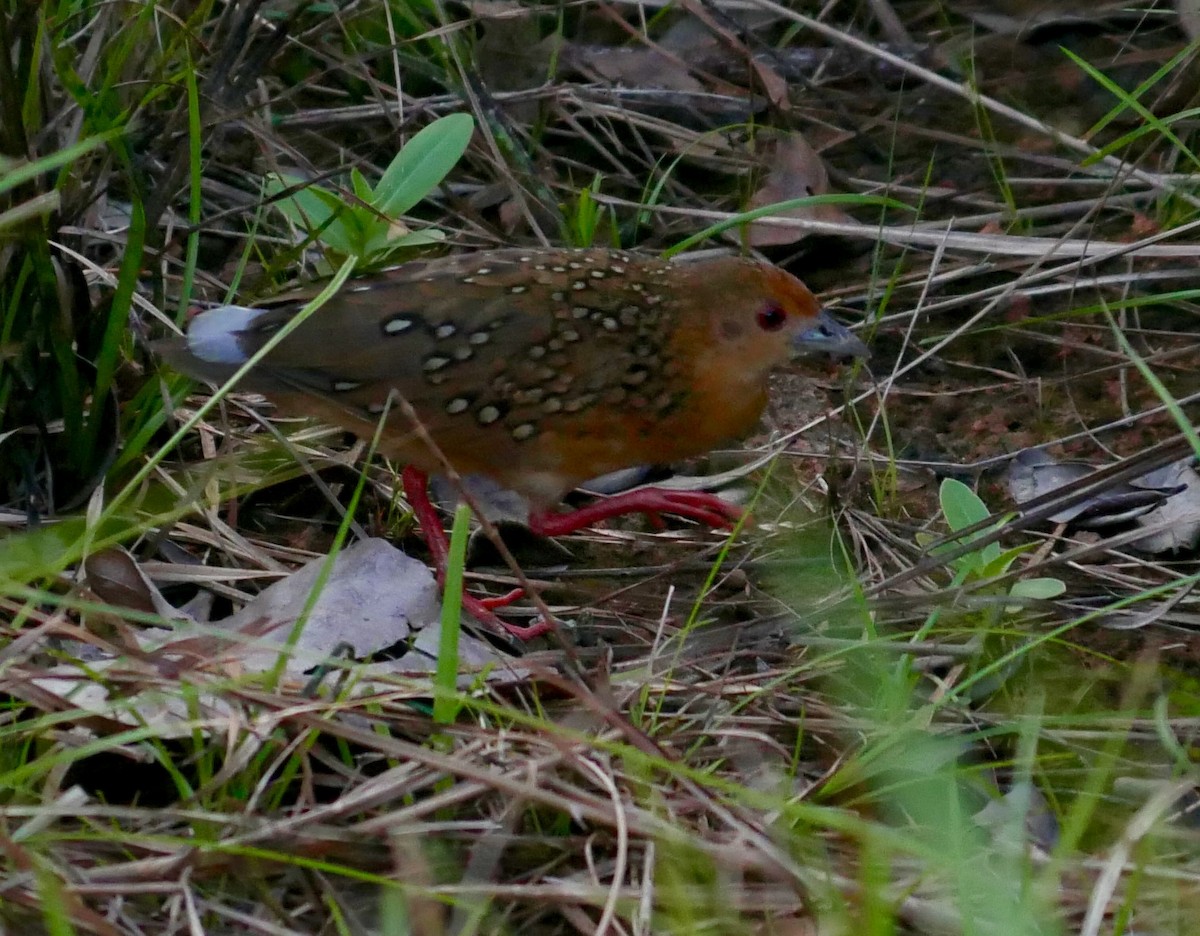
[433,504,470,725]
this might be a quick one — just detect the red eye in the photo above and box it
[756,304,787,331]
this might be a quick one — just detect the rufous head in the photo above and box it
[674,257,868,387]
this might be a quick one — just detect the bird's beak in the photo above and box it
[793,309,870,360]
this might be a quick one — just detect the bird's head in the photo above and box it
[676,257,868,384]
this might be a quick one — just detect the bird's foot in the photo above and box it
[473,586,526,610]
[460,593,554,640]
[528,488,744,536]
[402,466,550,640]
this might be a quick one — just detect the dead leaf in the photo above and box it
[197,538,522,680]
[974,779,1059,853]
[1133,460,1200,553]
[82,548,161,617]
[12,541,530,740]
[369,616,517,678]
[80,546,187,641]
[678,0,789,109]
[1005,448,1184,528]
[474,4,562,122]
[212,537,440,674]
[747,132,852,247]
[963,1,1135,36]
[564,44,705,93]
[1180,0,1200,41]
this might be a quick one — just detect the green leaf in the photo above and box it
[939,478,989,532]
[350,166,374,203]
[1005,575,1067,612]
[1009,577,1066,601]
[358,214,394,256]
[268,173,378,257]
[376,229,447,256]
[389,229,446,246]
[979,542,1037,580]
[374,113,475,217]
[266,172,338,229]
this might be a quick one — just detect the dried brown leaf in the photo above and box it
[747,132,852,247]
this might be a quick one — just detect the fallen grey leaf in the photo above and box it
[1132,460,1200,554]
[1179,0,1200,41]
[974,780,1059,853]
[1006,448,1184,528]
[216,538,441,674]
[373,616,521,680]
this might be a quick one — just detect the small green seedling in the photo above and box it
[566,173,616,248]
[921,478,1065,610]
[265,112,475,264]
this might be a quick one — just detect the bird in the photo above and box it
[160,248,868,639]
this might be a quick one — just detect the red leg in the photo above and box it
[528,488,744,537]
[402,466,449,569]
[402,466,548,639]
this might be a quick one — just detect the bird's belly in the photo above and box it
[434,400,761,504]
